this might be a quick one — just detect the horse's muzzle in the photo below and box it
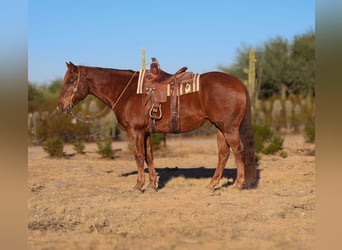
[56,103,72,113]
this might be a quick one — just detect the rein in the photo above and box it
[69,110,91,123]
[111,70,138,111]
[69,107,110,124]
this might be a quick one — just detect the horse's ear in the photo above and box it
[66,61,76,69]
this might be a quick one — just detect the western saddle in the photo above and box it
[147,57,188,85]
[138,58,200,133]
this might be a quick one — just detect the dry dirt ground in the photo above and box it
[28,135,315,250]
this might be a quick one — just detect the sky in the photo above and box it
[28,0,315,84]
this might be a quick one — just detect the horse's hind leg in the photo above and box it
[224,128,245,189]
[208,130,231,189]
[144,133,158,190]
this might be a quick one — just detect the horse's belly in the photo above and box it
[151,92,208,133]
[154,106,206,134]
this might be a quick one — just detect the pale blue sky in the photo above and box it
[29,0,315,84]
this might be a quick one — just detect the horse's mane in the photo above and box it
[79,65,135,74]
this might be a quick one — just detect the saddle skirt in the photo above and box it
[136,68,200,133]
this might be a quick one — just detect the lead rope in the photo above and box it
[69,106,112,123]
[70,110,91,123]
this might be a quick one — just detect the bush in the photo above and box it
[37,113,91,143]
[262,135,284,154]
[73,141,85,154]
[151,133,165,149]
[252,124,283,155]
[96,138,114,158]
[43,137,64,157]
[304,124,315,143]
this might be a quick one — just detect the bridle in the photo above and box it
[66,67,90,122]
[68,67,82,111]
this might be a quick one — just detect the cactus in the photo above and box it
[243,48,259,106]
[89,100,99,113]
[284,99,293,130]
[141,48,146,69]
[271,99,283,130]
[248,48,256,102]
[32,111,40,142]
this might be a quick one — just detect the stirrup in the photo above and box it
[149,104,162,120]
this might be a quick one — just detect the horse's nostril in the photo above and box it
[57,104,64,112]
[57,104,67,112]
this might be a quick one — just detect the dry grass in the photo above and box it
[28,135,315,249]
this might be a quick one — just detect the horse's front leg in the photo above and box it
[144,133,158,190]
[127,129,146,191]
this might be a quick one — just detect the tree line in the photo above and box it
[219,31,315,99]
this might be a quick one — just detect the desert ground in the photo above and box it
[28,134,315,250]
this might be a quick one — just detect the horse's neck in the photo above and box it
[88,68,133,108]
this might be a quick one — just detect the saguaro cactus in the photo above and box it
[244,48,260,107]
[141,48,146,70]
[285,99,293,130]
[248,48,256,101]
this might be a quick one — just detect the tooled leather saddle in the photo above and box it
[137,58,200,133]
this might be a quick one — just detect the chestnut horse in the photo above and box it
[57,62,256,191]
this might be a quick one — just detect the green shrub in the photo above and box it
[73,141,85,154]
[304,124,315,143]
[43,137,64,157]
[279,150,288,158]
[252,124,283,155]
[151,133,165,149]
[262,135,284,154]
[96,138,114,158]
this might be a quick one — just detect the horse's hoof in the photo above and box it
[145,186,158,193]
[232,181,244,190]
[207,181,218,191]
[131,186,144,193]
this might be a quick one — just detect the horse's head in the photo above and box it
[57,62,89,113]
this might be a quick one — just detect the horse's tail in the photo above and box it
[239,90,257,187]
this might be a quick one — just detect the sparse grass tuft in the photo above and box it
[96,138,114,158]
[43,137,64,157]
[252,124,283,155]
[151,133,165,149]
[304,124,315,143]
[73,141,85,154]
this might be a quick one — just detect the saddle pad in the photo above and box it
[137,68,146,94]
[137,69,200,96]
